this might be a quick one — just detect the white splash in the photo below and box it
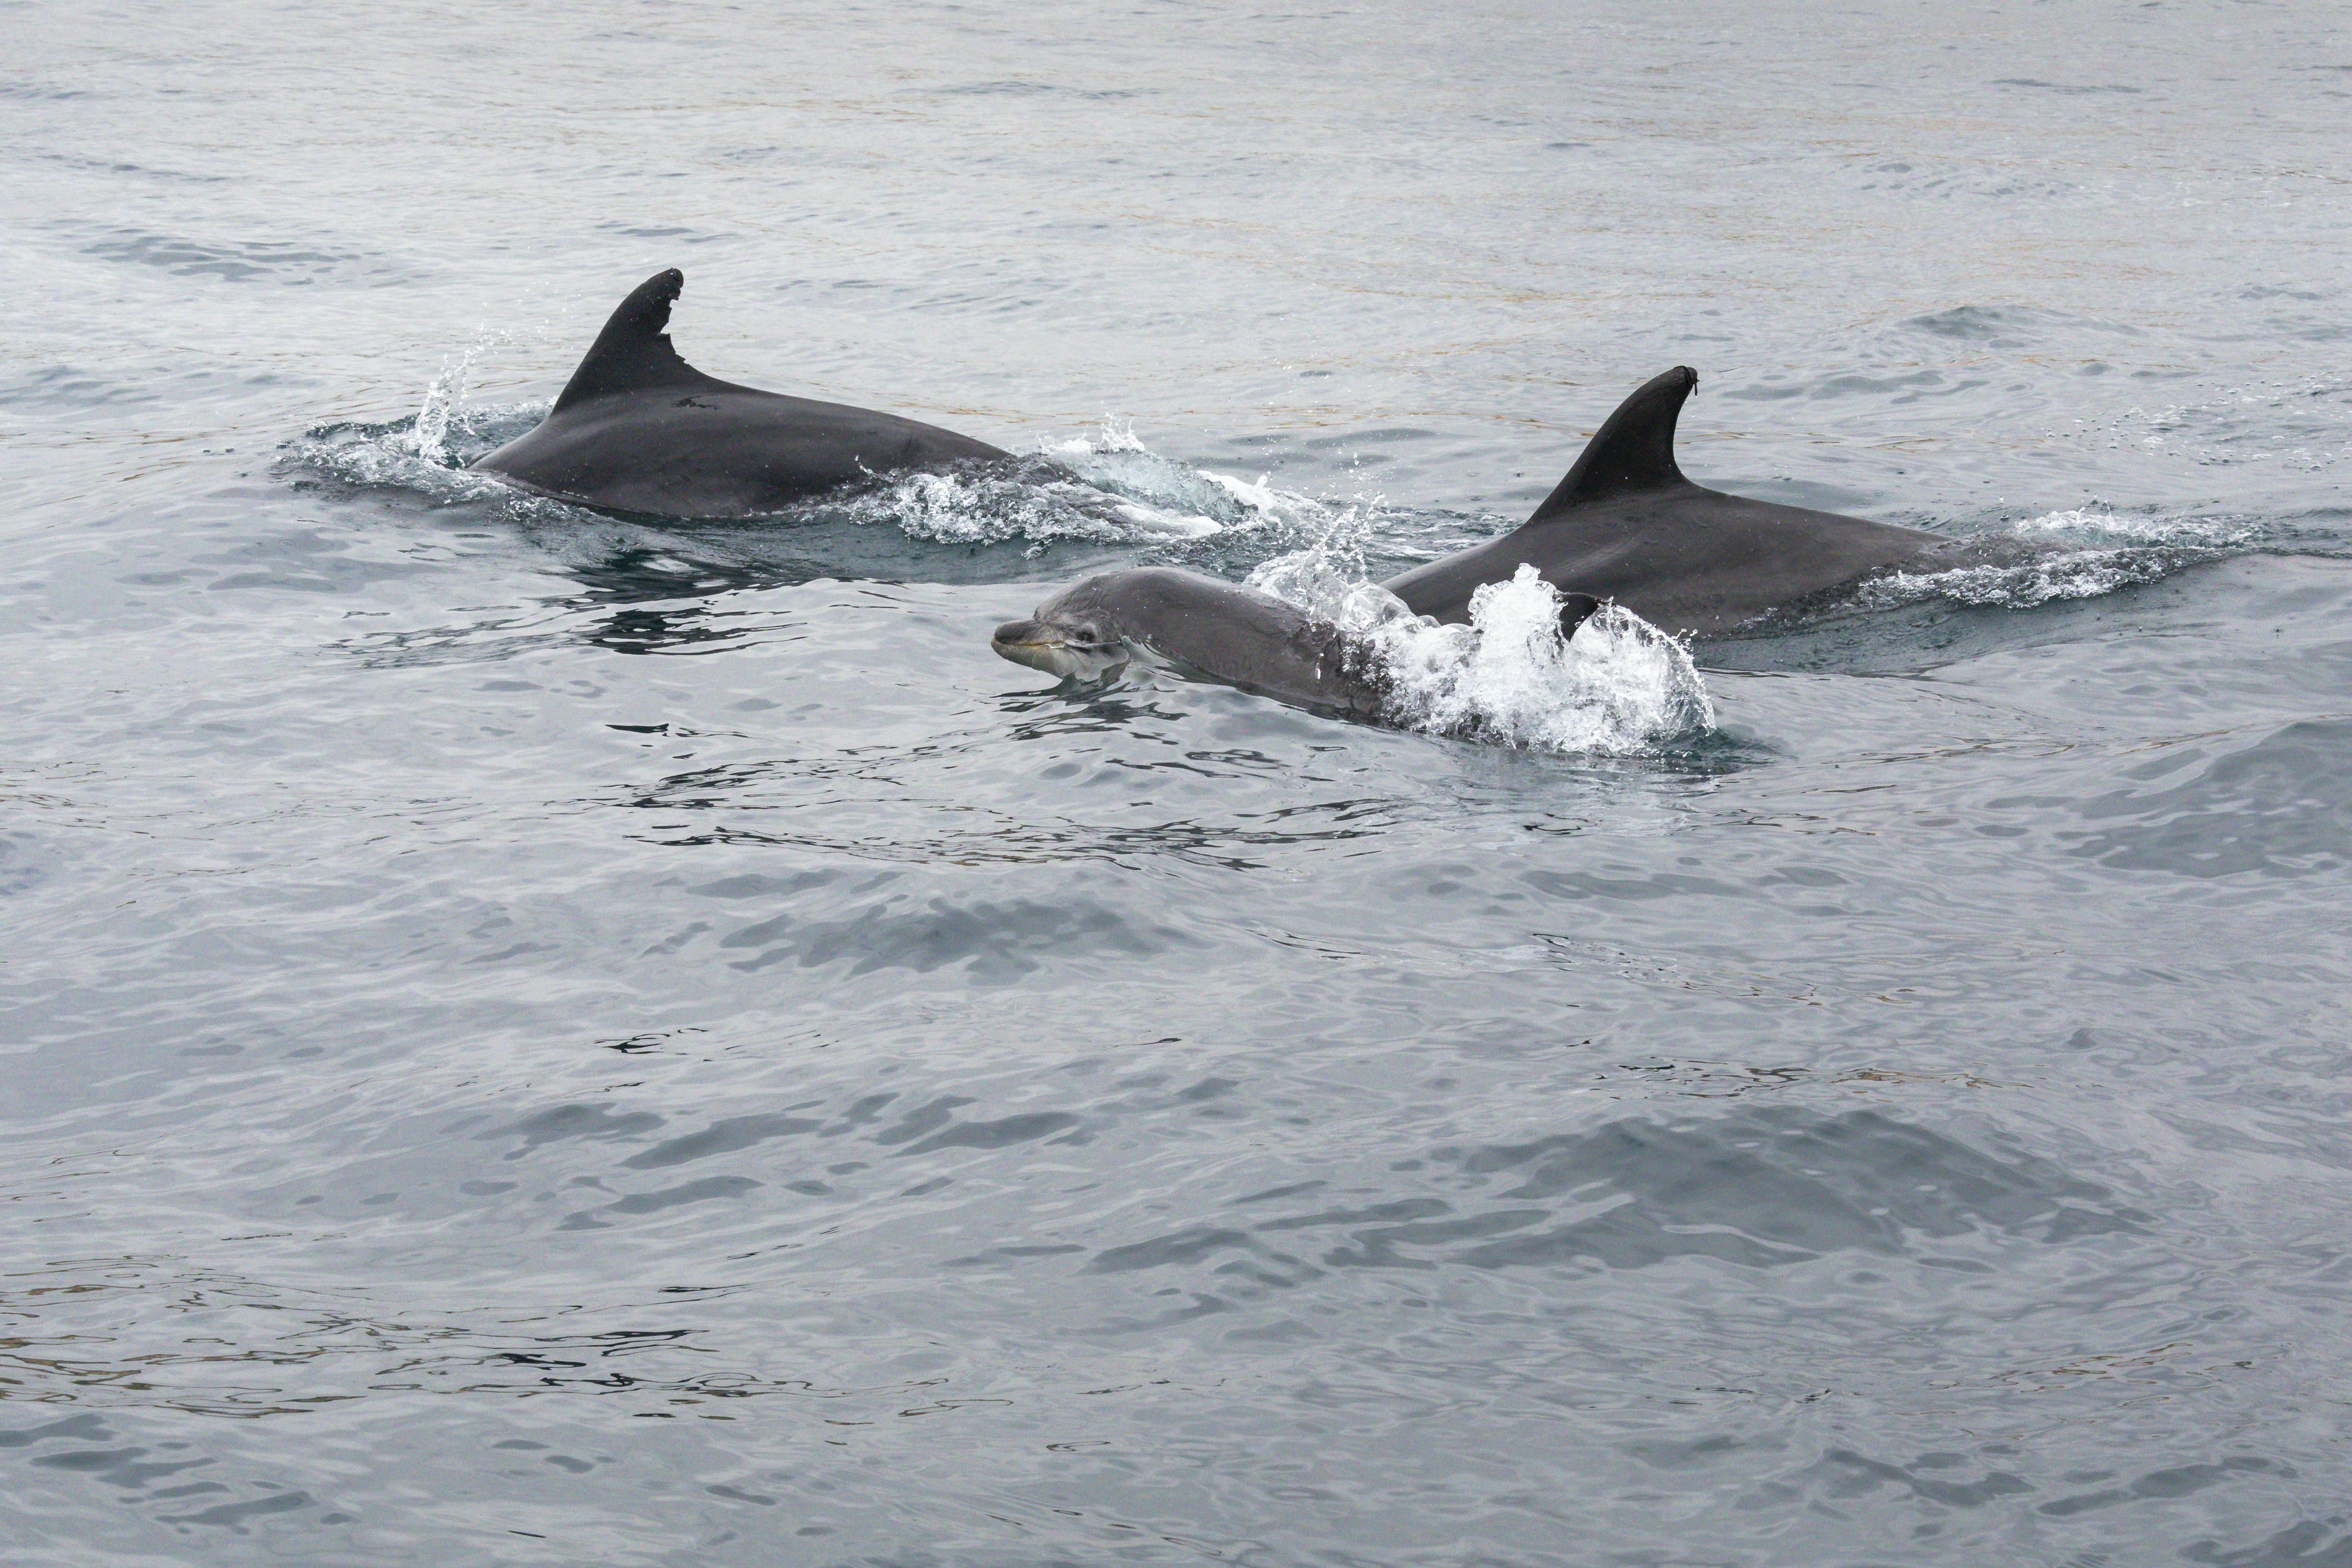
[854,469,1221,546]
[1251,552,1715,755]
[2009,506,2255,550]
[406,330,509,466]
[1040,417,1352,544]
[292,409,539,503]
[840,418,1336,547]
[1378,567,1716,754]
[287,325,553,508]
[1858,505,2257,612]
[1046,416,1152,458]
[1858,551,2154,609]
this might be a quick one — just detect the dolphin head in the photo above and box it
[992,580,1132,680]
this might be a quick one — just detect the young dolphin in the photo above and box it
[992,567,1601,721]
[471,270,1007,518]
[993,569,1391,718]
[1380,367,1945,635]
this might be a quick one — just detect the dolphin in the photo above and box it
[469,269,1008,517]
[1380,367,1947,635]
[992,567,1602,720]
[993,568,1394,719]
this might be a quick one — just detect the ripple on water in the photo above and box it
[10,2,2352,1559]
[2053,719,2352,879]
[66,223,421,288]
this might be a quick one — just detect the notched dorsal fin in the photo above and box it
[552,268,726,413]
[1525,366,1698,522]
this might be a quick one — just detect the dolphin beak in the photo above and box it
[992,616,1047,652]
[991,618,1124,680]
[992,618,1068,674]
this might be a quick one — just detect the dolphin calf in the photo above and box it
[469,269,1008,517]
[1381,367,1946,635]
[992,567,1602,720]
[994,568,1396,719]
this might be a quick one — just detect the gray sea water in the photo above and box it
[6,2,2351,1563]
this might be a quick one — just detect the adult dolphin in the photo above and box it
[1381,367,1946,635]
[992,567,1600,720]
[469,269,1008,517]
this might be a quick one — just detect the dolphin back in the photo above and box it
[1379,365,1941,634]
[467,270,1010,517]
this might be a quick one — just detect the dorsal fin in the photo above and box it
[1524,366,1698,522]
[551,269,728,413]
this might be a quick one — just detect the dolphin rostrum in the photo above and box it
[1381,367,1946,635]
[470,270,1008,518]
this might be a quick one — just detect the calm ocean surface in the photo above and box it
[5,3,2350,1563]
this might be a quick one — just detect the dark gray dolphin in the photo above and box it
[992,567,1601,721]
[469,269,1008,517]
[993,568,1394,719]
[1381,367,1945,635]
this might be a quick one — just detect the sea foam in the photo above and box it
[1250,552,1716,756]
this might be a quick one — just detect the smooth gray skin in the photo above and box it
[1380,366,1945,636]
[992,568,1396,720]
[469,269,1009,518]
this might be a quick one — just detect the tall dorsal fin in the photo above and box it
[552,269,728,413]
[1524,366,1698,523]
